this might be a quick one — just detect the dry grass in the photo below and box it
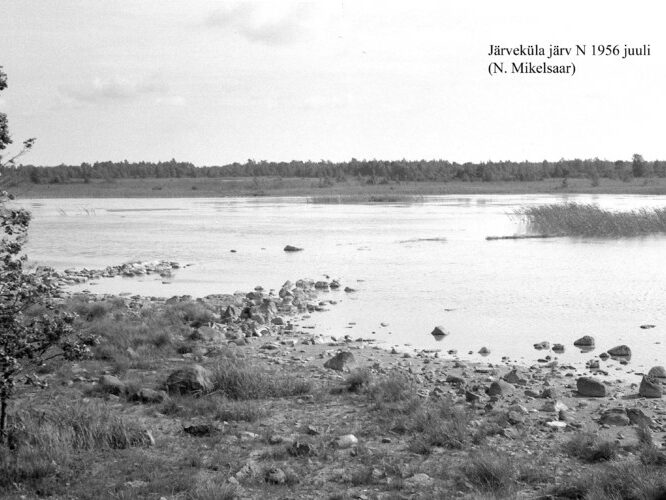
[563,432,619,463]
[210,359,313,399]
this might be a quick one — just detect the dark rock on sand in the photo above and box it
[626,408,654,428]
[283,245,303,252]
[576,377,606,397]
[599,408,630,426]
[488,380,514,397]
[639,376,662,398]
[647,366,666,380]
[324,351,356,371]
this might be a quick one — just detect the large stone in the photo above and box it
[99,375,126,395]
[626,408,654,428]
[265,467,287,485]
[130,388,168,404]
[335,434,358,449]
[503,370,526,385]
[166,365,212,396]
[488,380,514,397]
[647,366,666,380]
[197,326,223,342]
[576,377,606,397]
[608,345,631,357]
[404,473,434,489]
[639,376,662,398]
[541,400,568,413]
[324,351,356,371]
[221,305,238,322]
[599,408,630,426]
[431,326,450,337]
[573,336,595,347]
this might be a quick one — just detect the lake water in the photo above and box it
[14,194,666,376]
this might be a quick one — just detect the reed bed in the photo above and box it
[517,203,666,237]
[308,194,424,204]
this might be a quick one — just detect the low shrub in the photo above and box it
[345,368,373,392]
[563,432,618,462]
[549,462,666,499]
[164,300,215,326]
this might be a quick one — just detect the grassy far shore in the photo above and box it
[9,175,666,198]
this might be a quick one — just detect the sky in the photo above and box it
[1,0,665,166]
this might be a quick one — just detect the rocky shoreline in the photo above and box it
[57,262,666,444]
[14,261,666,498]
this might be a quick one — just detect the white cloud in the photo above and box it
[205,2,313,45]
[59,75,167,105]
[155,95,186,107]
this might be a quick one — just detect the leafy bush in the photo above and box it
[345,368,373,392]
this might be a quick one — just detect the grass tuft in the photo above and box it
[563,432,618,462]
[461,450,517,495]
[210,359,312,399]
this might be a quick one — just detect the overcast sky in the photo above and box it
[1,0,665,166]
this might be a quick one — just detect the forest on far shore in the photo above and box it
[0,154,661,186]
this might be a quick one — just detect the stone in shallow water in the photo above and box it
[573,335,595,347]
[431,325,449,337]
[608,345,631,357]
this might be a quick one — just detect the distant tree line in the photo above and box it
[2,155,664,185]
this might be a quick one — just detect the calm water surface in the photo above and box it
[15,194,666,376]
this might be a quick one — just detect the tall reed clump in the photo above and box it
[517,203,666,237]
